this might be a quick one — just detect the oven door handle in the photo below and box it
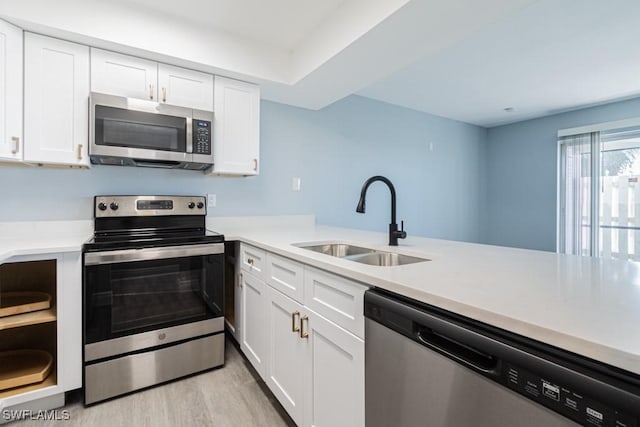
[84,243,224,265]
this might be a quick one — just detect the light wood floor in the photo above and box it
[11,336,295,427]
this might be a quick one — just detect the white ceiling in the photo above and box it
[2,0,639,128]
[110,0,349,51]
[358,0,640,127]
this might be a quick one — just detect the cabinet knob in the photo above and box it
[247,258,254,266]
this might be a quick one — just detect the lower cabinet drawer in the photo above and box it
[303,267,369,339]
[84,333,224,405]
[266,252,304,303]
[240,244,266,278]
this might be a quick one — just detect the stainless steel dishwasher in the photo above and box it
[364,289,640,427]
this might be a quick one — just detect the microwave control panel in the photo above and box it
[193,120,212,155]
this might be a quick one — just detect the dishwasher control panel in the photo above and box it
[504,363,637,427]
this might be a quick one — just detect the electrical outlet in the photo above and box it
[292,177,301,191]
[207,194,216,208]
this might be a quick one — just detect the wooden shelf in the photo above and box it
[0,292,51,317]
[0,372,56,399]
[0,307,56,331]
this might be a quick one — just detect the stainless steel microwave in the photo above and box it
[89,92,214,170]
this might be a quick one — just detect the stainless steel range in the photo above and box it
[82,195,225,405]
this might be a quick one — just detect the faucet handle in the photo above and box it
[398,220,407,239]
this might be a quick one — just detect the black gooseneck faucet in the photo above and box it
[356,175,407,246]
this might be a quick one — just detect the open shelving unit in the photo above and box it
[0,260,57,399]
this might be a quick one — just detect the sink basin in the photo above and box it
[345,252,429,266]
[294,242,430,266]
[297,243,376,257]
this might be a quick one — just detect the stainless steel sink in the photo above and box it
[346,252,429,266]
[297,243,376,257]
[294,242,430,266]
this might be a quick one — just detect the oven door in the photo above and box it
[83,243,224,351]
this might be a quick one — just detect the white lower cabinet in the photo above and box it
[237,244,367,427]
[0,251,82,412]
[240,270,267,379]
[304,309,364,427]
[265,285,306,424]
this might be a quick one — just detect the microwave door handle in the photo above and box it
[84,243,224,265]
[186,117,193,153]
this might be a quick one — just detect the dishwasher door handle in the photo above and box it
[416,327,500,376]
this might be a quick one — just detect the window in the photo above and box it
[559,125,640,261]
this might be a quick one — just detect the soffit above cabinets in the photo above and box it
[2,0,639,128]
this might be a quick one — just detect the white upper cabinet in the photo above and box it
[0,20,23,162]
[91,48,157,100]
[207,76,260,176]
[90,49,213,110]
[158,64,213,110]
[24,33,90,166]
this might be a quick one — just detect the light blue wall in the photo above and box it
[0,95,486,243]
[482,97,640,252]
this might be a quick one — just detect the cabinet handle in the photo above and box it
[299,315,309,339]
[291,311,300,332]
[238,272,243,288]
[77,144,83,160]
[11,136,19,154]
[149,84,154,100]
[162,87,167,103]
[252,158,258,171]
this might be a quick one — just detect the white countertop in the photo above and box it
[2,217,638,377]
[209,217,640,377]
[0,220,92,262]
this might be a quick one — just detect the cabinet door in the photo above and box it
[0,20,22,162]
[90,48,157,100]
[24,33,90,166]
[304,310,364,427]
[158,63,213,110]
[208,76,260,176]
[266,285,306,424]
[240,271,267,379]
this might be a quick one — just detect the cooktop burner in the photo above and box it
[85,195,225,251]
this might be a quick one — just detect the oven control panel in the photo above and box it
[94,196,206,217]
